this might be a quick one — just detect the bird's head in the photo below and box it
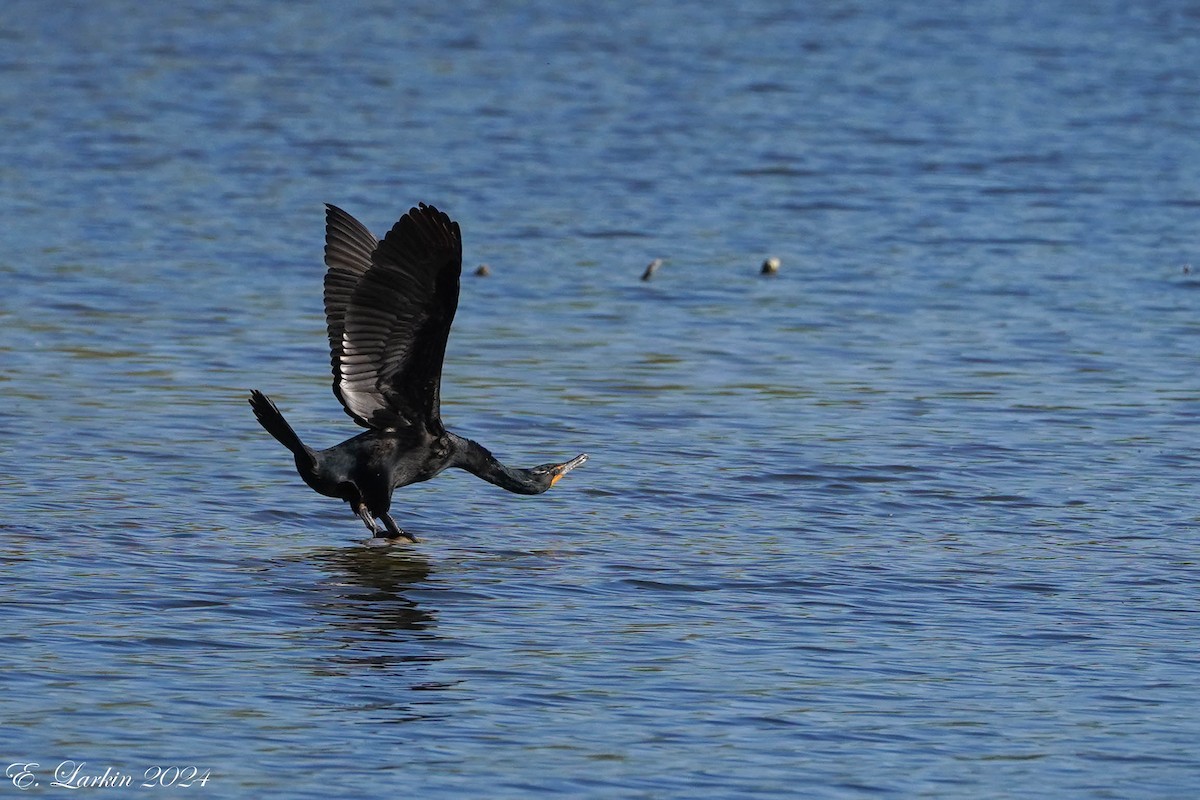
[525,453,589,494]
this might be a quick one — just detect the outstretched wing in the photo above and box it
[332,203,463,431]
[323,204,379,424]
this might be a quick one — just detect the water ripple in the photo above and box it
[3,1,1200,797]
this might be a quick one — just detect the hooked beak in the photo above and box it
[549,453,589,487]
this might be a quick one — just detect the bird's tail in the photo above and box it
[248,390,310,459]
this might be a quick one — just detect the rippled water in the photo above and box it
[3,1,1200,797]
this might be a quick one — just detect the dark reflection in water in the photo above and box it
[305,545,436,637]
[278,545,460,721]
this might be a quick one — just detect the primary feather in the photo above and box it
[324,203,462,431]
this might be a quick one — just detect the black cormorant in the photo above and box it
[249,203,588,541]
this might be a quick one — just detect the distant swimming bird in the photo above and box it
[641,258,664,281]
[474,263,491,277]
[761,257,781,275]
[249,203,587,541]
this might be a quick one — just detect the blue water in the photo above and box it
[3,1,1200,797]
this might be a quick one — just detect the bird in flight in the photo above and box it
[249,203,587,541]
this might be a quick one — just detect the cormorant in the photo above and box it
[249,203,587,541]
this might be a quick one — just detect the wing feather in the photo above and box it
[323,204,380,425]
[331,203,462,431]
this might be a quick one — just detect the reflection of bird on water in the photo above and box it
[250,203,588,542]
[308,546,435,635]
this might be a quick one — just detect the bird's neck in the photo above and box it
[448,433,541,495]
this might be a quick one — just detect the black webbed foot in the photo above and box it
[382,512,418,543]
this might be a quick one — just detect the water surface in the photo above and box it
[2,1,1200,797]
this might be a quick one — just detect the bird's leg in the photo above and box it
[354,503,380,537]
[381,512,418,543]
